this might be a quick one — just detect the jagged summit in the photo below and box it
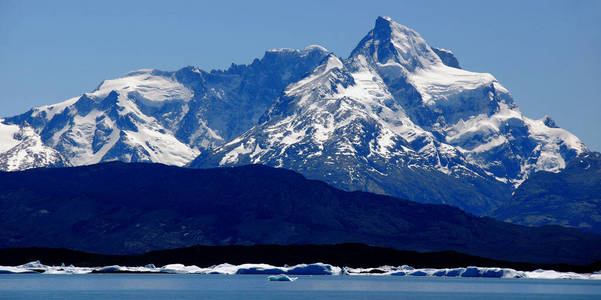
[368,18,461,69]
[376,15,393,23]
[351,16,441,71]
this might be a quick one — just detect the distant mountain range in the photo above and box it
[0,46,330,169]
[0,162,600,265]
[0,16,596,229]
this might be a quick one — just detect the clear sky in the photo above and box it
[1,0,600,150]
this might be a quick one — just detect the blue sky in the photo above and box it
[1,0,600,150]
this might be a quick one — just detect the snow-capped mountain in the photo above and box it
[190,17,586,214]
[0,46,329,168]
[0,16,587,215]
[0,122,68,171]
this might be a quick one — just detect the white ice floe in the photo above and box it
[268,274,298,281]
[0,261,599,280]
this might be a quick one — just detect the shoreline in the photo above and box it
[2,260,601,280]
[2,244,600,274]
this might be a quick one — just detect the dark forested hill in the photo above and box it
[1,162,600,265]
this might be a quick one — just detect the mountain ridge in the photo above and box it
[0,16,589,217]
[1,46,331,168]
[190,16,586,215]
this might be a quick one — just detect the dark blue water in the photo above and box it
[1,274,601,299]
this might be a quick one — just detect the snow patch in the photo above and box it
[91,69,193,105]
[0,121,21,153]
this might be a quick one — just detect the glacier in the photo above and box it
[1,261,600,280]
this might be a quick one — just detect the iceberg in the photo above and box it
[0,261,599,280]
[287,263,342,275]
[94,265,123,273]
[0,267,39,274]
[235,264,287,275]
[267,274,298,281]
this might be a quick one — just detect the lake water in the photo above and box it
[1,274,601,299]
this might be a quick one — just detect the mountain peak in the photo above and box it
[374,15,393,29]
[351,17,440,71]
[304,44,329,53]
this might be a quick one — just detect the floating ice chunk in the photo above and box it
[19,260,45,269]
[408,270,429,276]
[236,264,286,275]
[0,267,39,274]
[209,263,240,275]
[94,265,123,273]
[213,263,342,276]
[461,267,484,277]
[390,271,407,276]
[344,266,527,279]
[159,264,204,274]
[267,274,298,281]
[286,263,342,275]
[524,269,589,280]
[438,268,464,277]
[0,262,598,279]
